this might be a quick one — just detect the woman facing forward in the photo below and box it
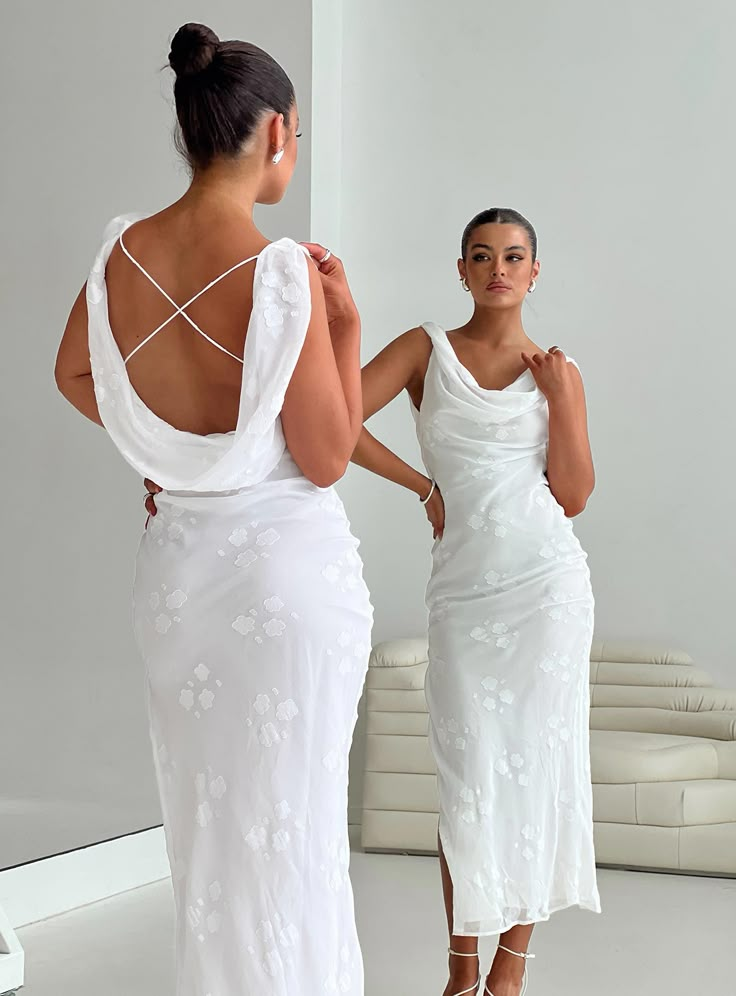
[353,207,600,996]
[55,23,373,996]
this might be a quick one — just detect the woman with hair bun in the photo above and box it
[55,22,372,996]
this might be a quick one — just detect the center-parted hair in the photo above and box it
[168,22,296,171]
[461,208,538,261]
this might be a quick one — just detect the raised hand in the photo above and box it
[520,346,575,401]
[300,242,359,329]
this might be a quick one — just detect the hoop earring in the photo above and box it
[272,149,285,165]
[528,279,537,294]
[460,277,470,292]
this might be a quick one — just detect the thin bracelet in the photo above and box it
[420,479,436,504]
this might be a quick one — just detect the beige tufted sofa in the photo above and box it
[361,638,736,875]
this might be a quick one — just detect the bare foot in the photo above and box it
[443,952,480,996]
[483,946,527,996]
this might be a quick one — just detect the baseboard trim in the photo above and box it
[0,903,24,994]
[2,811,365,930]
[0,825,170,929]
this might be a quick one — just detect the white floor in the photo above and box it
[15,841,736,996]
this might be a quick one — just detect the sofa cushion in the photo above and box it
[593,822,736,874]
[591,708,736,742]
[636,779,736,826]
[369,638,428,669]
[365,711,429,736]
[590,641,693,665]
[590,686,736,710]
[365,733,435,775]
[366,688,428,712]
[366,659,428,691]
[590,730,722,783]
[594,779,736,826]
[363,771,438,813]
[590,661,712,687]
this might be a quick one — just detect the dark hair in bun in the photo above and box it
[169,22,218,77]
[461,208,538,261]
[168,22,295,171]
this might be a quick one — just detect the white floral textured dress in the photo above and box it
[86,215,373,995]
[411,322,601,936]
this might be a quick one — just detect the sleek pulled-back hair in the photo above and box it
[168,22,296,171]
[461,208,538,261]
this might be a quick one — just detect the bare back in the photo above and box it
[105,205,270,435]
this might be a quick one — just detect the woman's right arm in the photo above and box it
[55,285,104,427]
[352,328,446,538]
[280,260,363,488]
[352,328,431,497]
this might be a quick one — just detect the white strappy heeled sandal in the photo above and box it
[484,944,535,996]
[447,947,481,996]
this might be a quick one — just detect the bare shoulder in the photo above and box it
[394,324,433,366]
[361,325,434,418]
[556,350,586,396]
[403,324,433,348]
[555,348,584,382]
[403,326,433,406]
[364,325,429,367]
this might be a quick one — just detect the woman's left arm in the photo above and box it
[521,349,594,517]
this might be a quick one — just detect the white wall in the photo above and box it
[336,0,736,821]
[0,0,312,869]
[335,0,735,686]
[3,0,734,866]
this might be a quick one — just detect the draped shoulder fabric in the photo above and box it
[87,213,313,492]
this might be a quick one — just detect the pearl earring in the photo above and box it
[272,149,285,165]
[528,279,537,293]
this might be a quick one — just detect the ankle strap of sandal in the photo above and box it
[498,944,535,960]
[449,947,479,957]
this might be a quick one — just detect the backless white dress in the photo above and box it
[86,214,373,994]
